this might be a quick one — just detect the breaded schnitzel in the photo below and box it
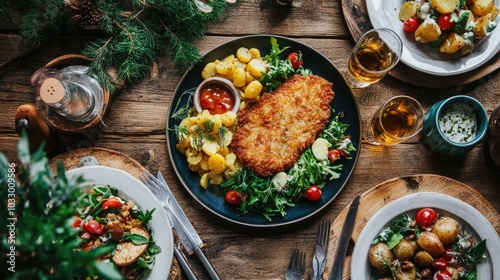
[231,74,335,177]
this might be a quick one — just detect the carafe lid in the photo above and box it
[40,78,66,104]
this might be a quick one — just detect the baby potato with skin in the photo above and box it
[417,231,444,257]
[431,216,460,245]
[369,242,394,269]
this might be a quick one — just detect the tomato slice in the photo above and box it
[303,185,322,201]
[72,216,83,228]
[415,207,437,229]
[433,269,453,280]
[101,196,122,210]
[83,220,104,235]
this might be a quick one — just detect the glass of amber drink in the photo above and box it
[346,28,402,88]
[365,95,424,145]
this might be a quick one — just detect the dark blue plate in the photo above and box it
[166,35,361,227]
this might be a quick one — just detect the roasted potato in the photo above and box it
[415,19,442,43]
[446,266,460,280]
[393,239,418,260]
[439,32,466,54]
[470,0,495,16]
[417,231,445,257]
[369,242,394,269]
[431,217,460,245]
[474,13,492,37]
[413,250,434,268]
[430,0,460,14]
[399,1,420,21]
[490,5,499,19]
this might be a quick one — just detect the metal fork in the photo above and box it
[140,171,169,203]
[313,219,331,280]
[285,250,306,280]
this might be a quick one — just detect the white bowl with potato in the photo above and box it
[350,192,500,280]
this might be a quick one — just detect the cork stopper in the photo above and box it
[40,78,66,104]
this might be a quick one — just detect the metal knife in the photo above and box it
[156,171,221,280]
[329,194,361,280]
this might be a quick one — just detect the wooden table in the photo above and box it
[1,1,499,279]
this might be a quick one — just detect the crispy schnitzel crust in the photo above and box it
[231,74,335,177]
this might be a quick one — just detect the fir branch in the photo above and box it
[16,0,232,94]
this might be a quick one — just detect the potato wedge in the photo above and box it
[112,227,150,267]
[439,32,466,54]
[415,19,442,43]
[430,0,459,14]
[470,0,494,16]
[399,1,420,21]
[473,13,492,37]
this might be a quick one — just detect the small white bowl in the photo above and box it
[193,77,240,114]
[350,192,500,279]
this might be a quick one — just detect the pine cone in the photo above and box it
[64,0,101,28]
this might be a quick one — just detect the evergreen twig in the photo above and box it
[13,0,232,93]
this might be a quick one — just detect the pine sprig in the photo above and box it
[15,0,232,93]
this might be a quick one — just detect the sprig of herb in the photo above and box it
[372,214,413,249]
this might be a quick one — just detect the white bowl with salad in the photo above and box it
[66,165,174,280]
[350,192,500,280]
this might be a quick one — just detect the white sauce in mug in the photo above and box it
[439,103,477,143]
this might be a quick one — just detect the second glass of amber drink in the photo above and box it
[346,28,402,88]
[365,96,424,145]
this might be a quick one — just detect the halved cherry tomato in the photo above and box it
[437,14,455,30]
[303,185,322,201]
[415,207,437,229]
[440,246,455,261]
[101,196,122,210]
[403,17,419,32]
[432,257,448,270]
[287,52,304,69]
[225,190,246,205]
[328,149,341,162]
[83,220,104,235]
[72,216,83,228]
[433,269,453,280]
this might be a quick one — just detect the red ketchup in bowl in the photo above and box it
[199,84,235,115]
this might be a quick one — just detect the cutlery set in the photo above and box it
[141,170,220,280]
[286,194,360,280]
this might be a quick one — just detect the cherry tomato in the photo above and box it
[83,220,104,235]
[303,185,322,201]
[403,17,419,32]
[72,216,83,228]
[437,14,455,30]
[287,52,304,69]
[328,149,341,162]
[432,257,448,270]
[415,207,437,229]
[433,269,453,280]
[440,246,455,262]
[225,190,246,205]
[102,196,122,210]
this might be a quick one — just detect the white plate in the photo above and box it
[366,0,500,76]
[351,192,500,279]
[66,166,174,280]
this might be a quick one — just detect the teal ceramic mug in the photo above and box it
[422,95,488,156]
